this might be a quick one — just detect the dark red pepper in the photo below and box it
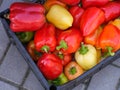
[34,23,57,53]
[9,2,46,32]
[100,1,120,22]
[81,0,110,8]
[56,27,83,54]
[69,5,84,28]
[80,7,105,36]
[37,53,63,80]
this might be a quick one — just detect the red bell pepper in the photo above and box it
[34,23,57,53]
[80,7,105,36]
[69,5,84,28]
[37,53,63,80]
[84,26,102,46]
[9,2,46,32]
[97,24,120,56]
[56,27,83,54]
[81,0,110,8]
[53,50,72,66]
[59,0,80,6]
[100,1,120,22]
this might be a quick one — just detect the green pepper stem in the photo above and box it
[79,42,89,55]
[56,40,68,50]
[69,67,77,75]
[103,46,115,57]
[41,45,49,53]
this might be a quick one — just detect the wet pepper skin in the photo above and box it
[10,2,46,32]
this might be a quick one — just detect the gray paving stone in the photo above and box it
[0,44,28,85]
[72,84,86,90]
[0,80,18,90]
[23,70,45,90]
[112,58,120,67]
[0,20,10,61]
[87,65,120,90]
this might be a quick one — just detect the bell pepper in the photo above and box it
[84,26,103,46]
[64,61,84,80]
[27,40,41,62]
[97,24,120,57]
[53,50,72,66]
[59,0,80,6]
[37,53,63,80]
[9,2,46,32]
[100,1,120,22]
[16,31,34,43]
[75,43,98,70]
[69,5,84,28]
[46,4,73,30]
[34,23,56,53]
[80,7,105,36]
[109,18,120,30]
[43,0,67,12]
[81,0,110,8]
[48,73,68,86]
[56,27,83,54]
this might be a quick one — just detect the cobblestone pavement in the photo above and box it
[0,0,120,90]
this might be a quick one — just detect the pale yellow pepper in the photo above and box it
[109,18,120,30]
[46,4,73,30]
[75,43,98,70]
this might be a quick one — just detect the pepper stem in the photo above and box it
[56,40,68,50]
[69,67,77,75]
[103,46,115,57]
[41,45,49,53]
[79,42,89,55]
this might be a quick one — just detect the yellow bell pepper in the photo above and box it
[46,4,73,30]
[110,18,120,30]
[75,43,98,70]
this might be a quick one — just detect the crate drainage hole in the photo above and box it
[50,85,57,90]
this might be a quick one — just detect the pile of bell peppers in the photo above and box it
[8,0,120,86]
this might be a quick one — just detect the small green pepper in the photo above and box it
[48,73,68,86]
[16,31,34,43]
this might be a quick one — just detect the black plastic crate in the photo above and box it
[0,1,120,90]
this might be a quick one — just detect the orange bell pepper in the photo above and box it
[97,24,120,57]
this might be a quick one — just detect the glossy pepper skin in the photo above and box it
[81,0,109,8]
[9,2,46,32]
[97,24,120,56]
[100,1,120,22]
[84,26,102,46]
[56,27,83,54]
[80,7,105,36]
[37,53,63,80]
[16,31,34,43]
[59,0,80,6]
[69,6,84,28]
[34,23,57,53]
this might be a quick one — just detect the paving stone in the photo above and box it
[23,70,45,90]
[0,20,10,61]
[0,44,28,85]
[112,58,120,67]
[87,65,120,90]
[72,84,86,90]
[0,80,18,90]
